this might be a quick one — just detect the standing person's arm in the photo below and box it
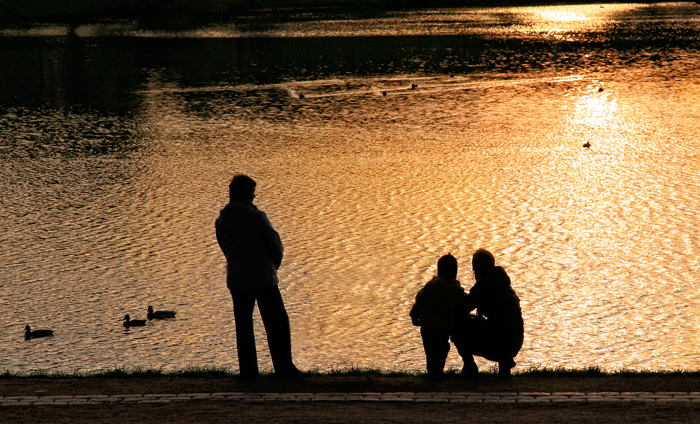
[215,211,239,260]
[254,211,284,269]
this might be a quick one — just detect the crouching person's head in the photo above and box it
[472,248,495,278]
[437,253,458,280]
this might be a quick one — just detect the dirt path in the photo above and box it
[2,374,700,423]
[3,399,700,424]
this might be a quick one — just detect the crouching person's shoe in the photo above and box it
[498,358,516,378]
[456,360,479,379]
[426,371,446,381]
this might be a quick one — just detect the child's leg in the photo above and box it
[421,327,450,377]
[451,315,485,378]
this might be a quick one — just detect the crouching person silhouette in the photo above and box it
[452,249,523,378]
[409,254,466,379]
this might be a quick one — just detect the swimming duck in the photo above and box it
[24,325,53,340]
[147,306,176,320]
[583,141,591,148]
[123,314,147,328]
[411,83,418,90]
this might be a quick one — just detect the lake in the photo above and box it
[1,2,700,373]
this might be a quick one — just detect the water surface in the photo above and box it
[1,2,700,373]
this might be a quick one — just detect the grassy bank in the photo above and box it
[4,367,700,424]
[2,366,700,396]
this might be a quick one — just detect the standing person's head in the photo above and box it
[229,174,256,202]
[472,248,495,277]
[437,253,458,280]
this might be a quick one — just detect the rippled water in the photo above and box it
[1,3,700,373]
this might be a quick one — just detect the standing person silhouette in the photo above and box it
[215,174,301,378]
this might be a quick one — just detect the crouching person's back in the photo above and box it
[452,248,523,378]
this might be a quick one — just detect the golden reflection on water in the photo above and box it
[2,3,700,373]
[0,3,648,39]
[537,9,589,23]
[5,70,700,372]
[575,88,617,129]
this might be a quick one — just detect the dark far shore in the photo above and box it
[0,0,688,23]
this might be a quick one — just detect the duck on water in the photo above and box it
[147,306,176,320]
[123,314,147,328]
[24,325,53,340]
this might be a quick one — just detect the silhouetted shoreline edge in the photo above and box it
[2,367,700,397]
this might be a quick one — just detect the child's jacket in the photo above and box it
[410,276,466,331]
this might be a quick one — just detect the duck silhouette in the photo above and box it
[411,83,418,90]
[123,314,147,328]
[147,306,176,320]
[24,325,53,340]
[583,141,591,148]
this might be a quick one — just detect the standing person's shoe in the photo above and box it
[275,365,305,379]
[239,371,259,380]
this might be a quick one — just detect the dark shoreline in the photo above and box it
[3,370,700,397]
[0,0,678,24]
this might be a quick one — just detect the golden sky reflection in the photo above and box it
[0,3,646,39]
[4,3,699,372]
[520,4,639,35]
[537,10,590,23]
[127,63,700,371]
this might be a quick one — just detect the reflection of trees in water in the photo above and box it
[0,33,142,114]
[0,27,140,158]
[0,107,140,158]
[0,3,695,115]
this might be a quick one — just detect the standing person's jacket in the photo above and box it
[410,276,466,331]
[215,200,284,291]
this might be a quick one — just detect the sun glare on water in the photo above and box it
[524,5,617,34]
[538,10,589,22]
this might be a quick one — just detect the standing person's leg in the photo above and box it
[256,284,299,377]
[230,289,259,378]
[420,327,450,378]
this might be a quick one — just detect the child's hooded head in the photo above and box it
[437,253,458,280]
